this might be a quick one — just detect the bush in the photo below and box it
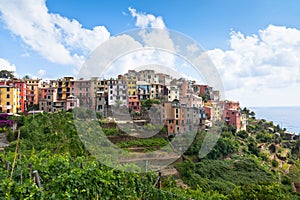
[272,159,279,168]
[287,159,295,165]
[237,130,248,139]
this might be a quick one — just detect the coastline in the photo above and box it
[250,106,300,135]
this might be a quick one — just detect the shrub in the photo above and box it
[272,159,279,168]
[237,130,248,139]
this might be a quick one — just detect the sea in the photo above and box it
[250,107,300,135]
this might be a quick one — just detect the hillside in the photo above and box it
[0,109,300,199]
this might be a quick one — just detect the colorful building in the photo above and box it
[124,70,137,96]
[0,85,20,113]
[0,79,26,113]
[72,78,91,108]
[25,79,42,109]
[137,81,151,100]
[128,95,140,112]
[39,83,57,112]
[56,77,74,101]
[108,78,128,106]
[224,109,242,131]
[150,83,165,100]
[164,100,181,135]
[66,95,80,110]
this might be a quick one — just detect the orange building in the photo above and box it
[25,79,42,109]
[164,100,181,135]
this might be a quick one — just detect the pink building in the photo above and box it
[66,95,80,110]
[72,79,91,108]
[224,109,242,131]
[128,95,140,112]
[204,106,213,120]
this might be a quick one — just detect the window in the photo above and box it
[6,94,10,98]
[6,102,10,105]
[6,87,10,92]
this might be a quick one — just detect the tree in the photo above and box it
[141,99,160,110]
[23,75,31,79]
[237,130,249,139]
[0,70,14,79]
[289,159,300,183]
[249,111,256,119]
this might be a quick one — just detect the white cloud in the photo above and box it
[208,25,300,106]
[95,8,176,79]
[128,7,166,29]
[0,58,16,72]
[37,69,46,77]
[0,0,110,66]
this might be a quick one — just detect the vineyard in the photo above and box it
[0,110,300,199]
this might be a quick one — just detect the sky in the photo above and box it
[0,0,300,107]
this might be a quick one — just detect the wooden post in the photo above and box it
[33,170,41,188]
[20,170,23,184]
[153,171,162,189]
[28,163,32,179]
[5,161,9,171]
[158,172,162,189]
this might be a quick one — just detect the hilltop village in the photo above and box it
[0,69,247,134]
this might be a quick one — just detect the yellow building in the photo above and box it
[124,70,137,96]
[56,77,74,100]
[0,85,20,113]
[126,76,137,95]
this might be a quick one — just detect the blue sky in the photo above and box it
[0,0,300,107]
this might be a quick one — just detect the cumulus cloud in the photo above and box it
[0,58,16,72]
[208,25,300,106]
[128,7,166,29]
[0,0,110,66]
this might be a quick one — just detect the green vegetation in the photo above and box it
[0,108,300,199]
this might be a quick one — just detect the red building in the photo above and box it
[204,106,212,120]
[224,109,242,131]
[128,95,140,112]
[224,100,240,110]
[13,81,26,112]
